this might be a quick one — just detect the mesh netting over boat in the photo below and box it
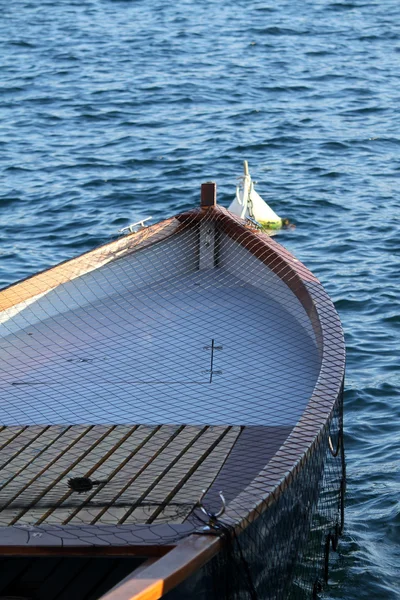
[0,206,345,598]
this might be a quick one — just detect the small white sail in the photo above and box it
[228,161,282,229]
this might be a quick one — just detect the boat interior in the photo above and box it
[0,204,323,599]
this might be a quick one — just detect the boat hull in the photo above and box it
[0,200,345,599]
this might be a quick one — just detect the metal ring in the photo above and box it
[198,489,226,523]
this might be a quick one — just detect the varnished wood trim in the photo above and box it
[118,426,208,525]
[0,218,181,312]
[100,534,221,600]
[0,426,26,451]
[201,182,217,208]
[92,426,185,525]
[146,427,233,524]
[0,426,48,469]
[40,426,139,524]
[32,426,117,525]
[107,558,159,593]
[0,545,173,558]
[63,424,146,525]
[0,426,76,499]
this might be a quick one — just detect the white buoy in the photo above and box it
[228,161,283,229]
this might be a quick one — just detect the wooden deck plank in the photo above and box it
[88,425,185,525]
[0,426,49,473]
[0,426,85,494]
[0,426,100,524]
[0,426,26,451]
[33,426,138,524]
[115,426,208,525]
[10,426,116,524]
[0,425,168,527]
[130,426,233,524]
[0,425,71,518]
[148,426,241,524]
[0,424,242,529]
[0,425,180,526]
[62,425,161,525]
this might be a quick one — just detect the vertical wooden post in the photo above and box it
[201,182,217,208]
[199,182,216,270]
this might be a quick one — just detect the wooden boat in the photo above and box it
[0,178,345,600]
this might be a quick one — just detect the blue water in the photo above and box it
[1,0,399,597]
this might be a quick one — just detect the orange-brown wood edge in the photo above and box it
[0,544,172,558]
[0,218,180,312]
[100,534,221,600]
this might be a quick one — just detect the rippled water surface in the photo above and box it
[1,1,399,598]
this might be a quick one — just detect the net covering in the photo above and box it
[0,207,345,598]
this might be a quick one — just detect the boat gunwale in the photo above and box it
[0,217,183,313]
